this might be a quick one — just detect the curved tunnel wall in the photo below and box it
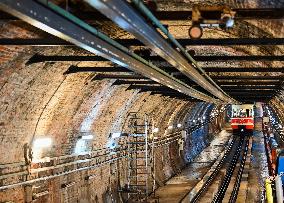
[0,39,227,202]
[1,1,284,201]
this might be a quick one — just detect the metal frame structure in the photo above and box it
[0,0,220,103]
[0,1,281,104]
[2,8,284,21]
[3,37,284,46]
[85,0,233,103]
[25,54,284,64]
[126,113,152,202]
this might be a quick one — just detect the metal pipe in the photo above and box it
[0,0,218,103]
[130,0,230,97]
[0,131,183,190]
[0,156,128,191]
[275,175,283,203]
[85,0,234,103]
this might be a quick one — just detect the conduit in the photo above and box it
[130,0,230,99]
[85,0,235,103]
[0,0,218,103]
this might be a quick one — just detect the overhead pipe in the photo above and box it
[0,0,218,103]
[130,0,230,98]
[85,0,235,103]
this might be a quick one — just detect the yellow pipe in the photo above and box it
[265,178,274,203]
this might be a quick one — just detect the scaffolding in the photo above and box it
[126,112,153,202]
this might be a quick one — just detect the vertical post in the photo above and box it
[144,114,148,199]
[265,178,274,203]
[152,136,156,194]
[275,175,283,203]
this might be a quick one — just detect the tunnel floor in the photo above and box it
[150,115,268,203]
[149,126,232,202]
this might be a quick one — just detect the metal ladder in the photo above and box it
[126,113,150,202]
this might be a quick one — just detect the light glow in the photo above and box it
[153,127,159,133]
[111,132,122,139]
[32,137,52,163]
[81,134,94,140]
[33,138,52,148]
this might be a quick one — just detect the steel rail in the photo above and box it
[228,137,250,203]
[189,136,237,203]
[212,136,245,203]
[0,0,218,103]
[85,0,234,103]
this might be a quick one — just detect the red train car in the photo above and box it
[231,104,254,134]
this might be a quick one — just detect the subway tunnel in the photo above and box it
[0,0,284,202]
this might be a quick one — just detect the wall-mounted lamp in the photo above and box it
[33,138,52,148]
[80,134,94,140]
[153,127,159,133]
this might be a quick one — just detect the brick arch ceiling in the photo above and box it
[1,0,284,164]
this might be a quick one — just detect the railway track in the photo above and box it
[189,134,250,203]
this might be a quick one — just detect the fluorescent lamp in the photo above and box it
[111,133,121,139]
[33,138,52,148]
[153,128,159,133]
[81,135,93,140]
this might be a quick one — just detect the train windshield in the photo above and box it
[231,105,253,118]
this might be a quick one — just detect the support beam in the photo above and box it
[233,95,273,99]
[221,86,279,90]
[221,84,279,88]
[26,54,106,65]
[92,74,147,80]
[218,81,282,85]
[195,55,284,62]
[141,90,178,94]
[63,65,284,74]
[1,0,220,102]
[127,85,172,92]
[26,54,284,65]
[64,65,132,74]
[2,8,284,21]
[203,67,284,73]
[112,80,159,85]
[212,76,283,80]
[0,38,73,46]
[3,38,284,47]
[227,90,276,94]
[234,95,273,97]
[149,91,200,101]
[229,92,275,96]
[64,65,180,74]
